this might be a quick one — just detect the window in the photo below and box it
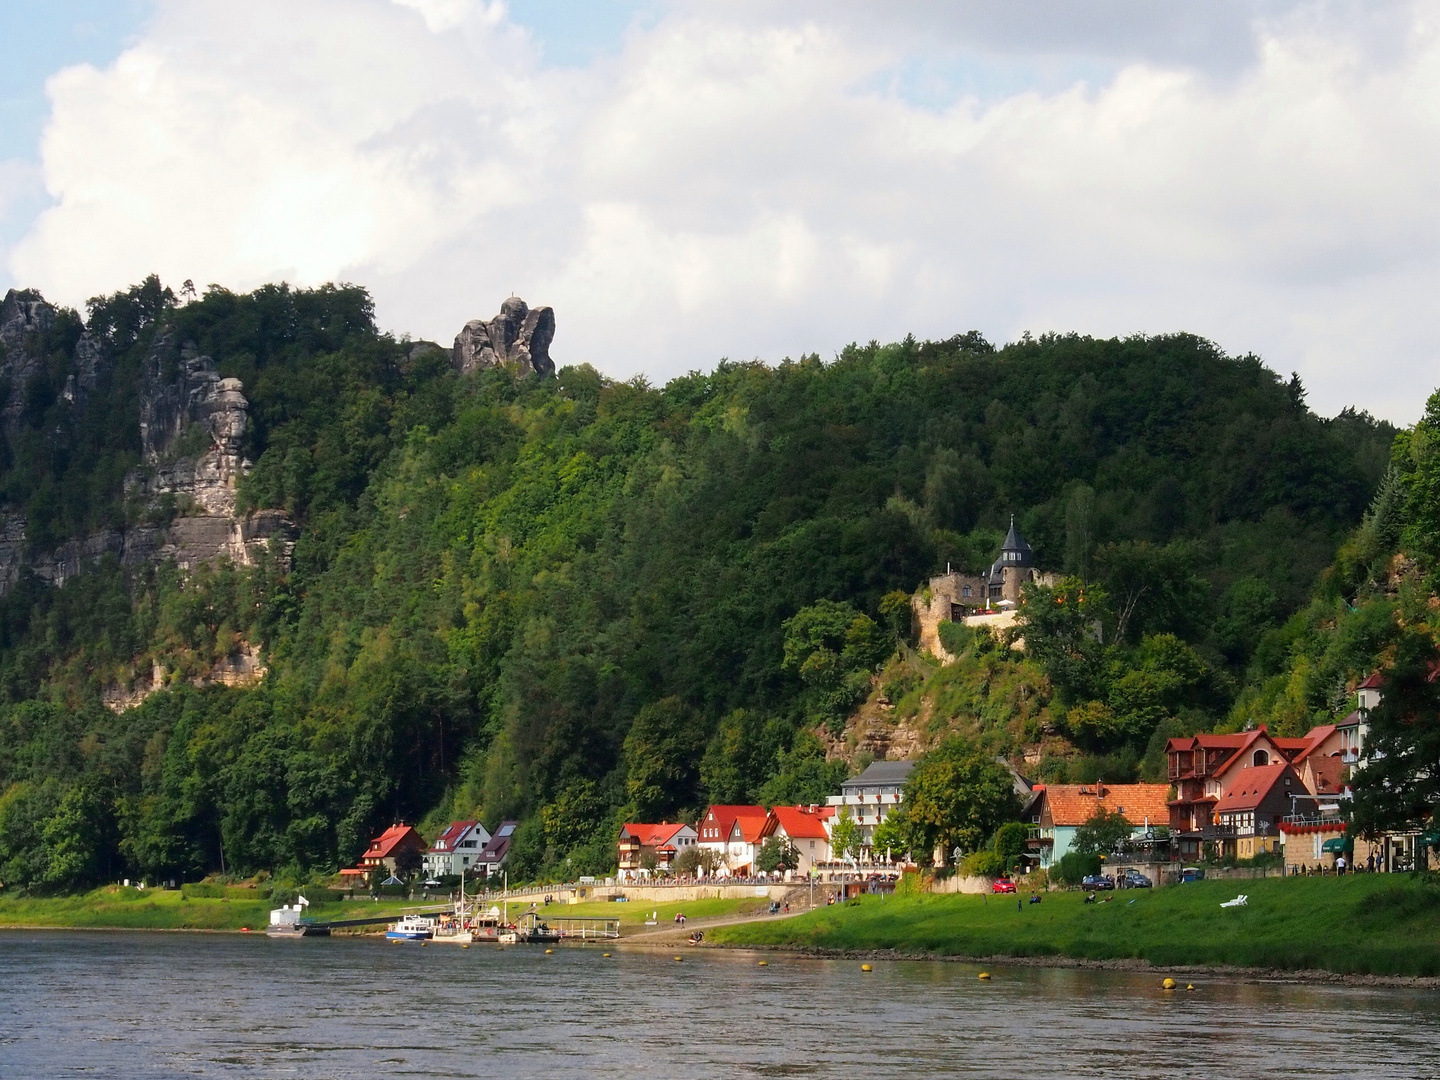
[962,585,971,598]
[1253,749,1270,767]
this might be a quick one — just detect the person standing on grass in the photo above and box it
[1367,852,1376,873]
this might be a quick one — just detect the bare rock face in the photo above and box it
[0,289,58,427]
[135,339,253,516]
[453,297,555,377]
[0,311,296,596]
[0,288,54,357]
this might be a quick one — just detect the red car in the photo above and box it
[991,877,1017,893]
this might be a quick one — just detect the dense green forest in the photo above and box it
[0,280,1407,889]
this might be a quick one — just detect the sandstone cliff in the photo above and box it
[0,288,293,593]
[452,296,555,377]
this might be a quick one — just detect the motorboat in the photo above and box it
[385,915,436,941]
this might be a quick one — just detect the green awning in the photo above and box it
[1321,838,1347,853]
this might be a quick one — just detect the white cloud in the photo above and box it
[391,0,485,34]
[8,0,1440,421]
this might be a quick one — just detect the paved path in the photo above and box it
[622,905,816,942]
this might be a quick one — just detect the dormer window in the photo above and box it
[1252,749,1269,767]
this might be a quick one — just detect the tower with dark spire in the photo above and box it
[988,515,1035,604]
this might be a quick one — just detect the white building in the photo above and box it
[826,760,914,849]
[423,820,492,879]
[696,805,770,875]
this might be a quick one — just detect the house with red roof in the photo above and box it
[696,805,769,875]
[339,824,427,881]
[616,822,699,880]
[1029,783,1171,868]
[475,821,518,877]
[1166,726,1314,861]
[760,805,835,875]
[1213,762,1302,859]
[422,820,492,880]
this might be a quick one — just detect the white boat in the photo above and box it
[385,915,436,941]
[267,897,328,937]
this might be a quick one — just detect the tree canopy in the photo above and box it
[0,279,1399,888]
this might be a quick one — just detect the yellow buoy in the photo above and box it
[462,944,469,949]
[421,942,428,947]
[978,972,991,980]
[861,964,873,973]
[1162,977,1176,990]
[758,961,768,967]
[1186,984,1196,991]
[674,956,683,962]
[545,949,554,954]
[603,952,611,958]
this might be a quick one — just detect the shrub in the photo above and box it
[895,870,930,896]
[937,620,973,656]
[961,850,1006,878]
[1053,851,1102,886]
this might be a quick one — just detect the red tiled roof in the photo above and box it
[1042,783,1171,827]
[1167,733,1250,752]
[1215,763,1296,813]
[767,805,834,840]
[1272,737,1313,751]
[1285,724,1336,765]
[620,823,690,847]
[427,820,478,853]
[1359,671,1385,689]
[730,812,770,844]
[367,824,423,860]
[1305,754,1348,795]
[699,805,768,843]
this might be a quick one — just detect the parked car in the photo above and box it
[1119,870,1152,889]
[1081,874,1115,891]
[1178,866,1205,884]
[992,877,1017,894]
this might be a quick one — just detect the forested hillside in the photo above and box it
[0,280,1398,889]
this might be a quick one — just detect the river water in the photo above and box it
[3,931,1439,1079]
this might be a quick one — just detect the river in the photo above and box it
[2,930,1438,1078]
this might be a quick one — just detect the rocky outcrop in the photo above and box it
[0,289,58,428]
[453,297,555,377]
[0,289,295,594]
[135,338,252,516]
[0,508,291,593]
[100,643,268,713]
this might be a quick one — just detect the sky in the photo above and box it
[2,1,1437,423]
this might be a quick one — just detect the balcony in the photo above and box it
[1282,813,1345,829]
[1172,824,1237,840]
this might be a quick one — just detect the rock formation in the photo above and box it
[0,289,294,594]
[452,296,555,377]
[0,288,58,429]
[136,338,252,517]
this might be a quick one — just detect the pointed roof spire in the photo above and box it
[1002,515,1032,556]
[993,514,1034,571]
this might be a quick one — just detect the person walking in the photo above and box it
[1336,854,1347,875]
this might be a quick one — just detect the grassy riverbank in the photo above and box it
[558,897,758,928]
[709,875,1440,976]
[0,885,426,931]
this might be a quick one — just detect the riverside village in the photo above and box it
[265,523,1433,944]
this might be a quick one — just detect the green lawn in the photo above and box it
[710,876,1440,976]
[0,885,432,932]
